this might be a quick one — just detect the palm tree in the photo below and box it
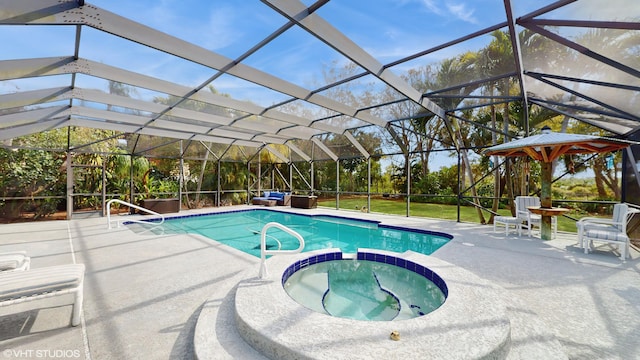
[567,27,640,198]
[430,52,488,222]
[478,30,519,219]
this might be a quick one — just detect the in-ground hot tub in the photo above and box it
[233,249,512,360]
[282,253,446,321]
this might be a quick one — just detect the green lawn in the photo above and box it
[318,196,579,233]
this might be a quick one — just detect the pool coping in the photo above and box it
[231,248,512,360]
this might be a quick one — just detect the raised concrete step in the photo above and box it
[194,249,567,360]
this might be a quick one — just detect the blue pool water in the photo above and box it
[135,209,452,258]
[283,255,447,321]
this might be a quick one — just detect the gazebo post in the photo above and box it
[540,161,553,240]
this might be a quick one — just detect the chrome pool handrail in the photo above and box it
[106,199,165,229]
[259,222,305,279]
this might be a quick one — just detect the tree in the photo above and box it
[0,148,65,219]
[430,51,487,222]
[153,85,239,207]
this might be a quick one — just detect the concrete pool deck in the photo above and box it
[1,205,639,359]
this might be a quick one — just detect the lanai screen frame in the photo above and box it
[1,0,639,219]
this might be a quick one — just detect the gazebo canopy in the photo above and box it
[1,0,639,161]
[484,128,634,162]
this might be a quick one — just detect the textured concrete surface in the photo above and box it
[232,249,512,360]
[1,205,639,359]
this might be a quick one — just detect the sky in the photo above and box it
[3,0,523,100]
[1,0,635,171]
[3,0,630,104]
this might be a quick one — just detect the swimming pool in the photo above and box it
[135,209,452,257]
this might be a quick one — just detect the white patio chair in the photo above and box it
[577,203,638,260]
[515,196,557,238]
[0,264,85,326]
[0,251,30,272]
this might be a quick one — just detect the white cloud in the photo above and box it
[203,7,240,50]
[421,0,445,15]
[148,0,178,27]
[446,2,478,24]
[552,0,635,21]
[419,0,478,24]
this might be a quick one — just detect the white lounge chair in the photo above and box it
[577,203,638,260]
[0,251,30,272]
[515,196,557,238]
[0,264,85,326]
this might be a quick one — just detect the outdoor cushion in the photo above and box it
[494,216,520,236]
[0,264,85,301]
[583,227,628,242]
[266,192,285,200]
[253,192,290,206]
[579,223,617,234]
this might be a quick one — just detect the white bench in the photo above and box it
[0,264,85,326]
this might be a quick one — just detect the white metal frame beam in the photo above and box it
[286,142,312,162]
[1,0,638,159]
[262,0,448,120]
[344,131,370,159]
[0,1,388,128]
[311,137,338,161]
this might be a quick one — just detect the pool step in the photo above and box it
[193,250,568,360]
[233,250,513,360]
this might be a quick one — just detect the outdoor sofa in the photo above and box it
[251,191,291,206]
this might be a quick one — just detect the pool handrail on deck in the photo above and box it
[259,222,305,279]
[106,199,165,229]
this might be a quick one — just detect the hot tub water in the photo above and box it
[283,253,446,321]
